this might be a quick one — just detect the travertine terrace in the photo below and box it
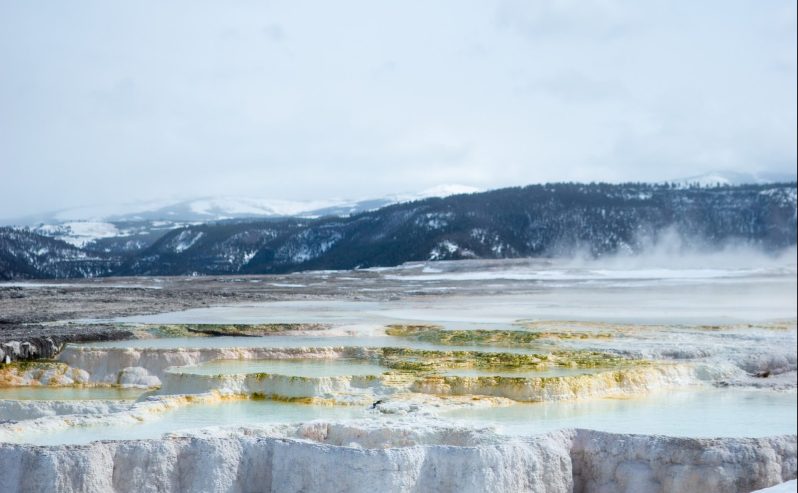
[1,258,796,492]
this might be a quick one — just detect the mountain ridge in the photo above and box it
[1,182,795,280]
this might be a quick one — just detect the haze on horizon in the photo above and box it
[1,0,796,218]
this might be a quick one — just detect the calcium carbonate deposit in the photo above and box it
[1,259,796,492]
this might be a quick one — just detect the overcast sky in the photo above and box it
[1,0,796,217]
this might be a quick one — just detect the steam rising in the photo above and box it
[568,227,797,271]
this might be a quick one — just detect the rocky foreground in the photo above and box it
[0,424,794,493]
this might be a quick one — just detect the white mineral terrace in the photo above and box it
[1,261,796,492]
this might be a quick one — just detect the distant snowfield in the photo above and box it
[677,170,797,187]
[15,184,482,225]
[34,221,122,247]
[187,197,346,218]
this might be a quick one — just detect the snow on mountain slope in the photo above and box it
[27,220,198,251]
[2,183,795,279]
[5,185,481,251]
[34,222,122,248]
[186,197,363,219]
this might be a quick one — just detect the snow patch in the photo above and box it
[171,231,204,253]
[33,222,120,247]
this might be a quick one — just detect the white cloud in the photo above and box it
[0,0,794,217]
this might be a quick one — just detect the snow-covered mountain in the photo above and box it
[676,170,797,187]
[29,221,194,249]
[2,182,795,280]
[7,185,482,250]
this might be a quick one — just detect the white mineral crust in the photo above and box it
[0,425,794,493]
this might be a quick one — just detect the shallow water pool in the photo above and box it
[441,388,798,438]
[72,335,552,354]
[439,367,602,378]
[0,386,146,401]
[173,358,388,377]
[9,399,369,446]
[5,388,795,446]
